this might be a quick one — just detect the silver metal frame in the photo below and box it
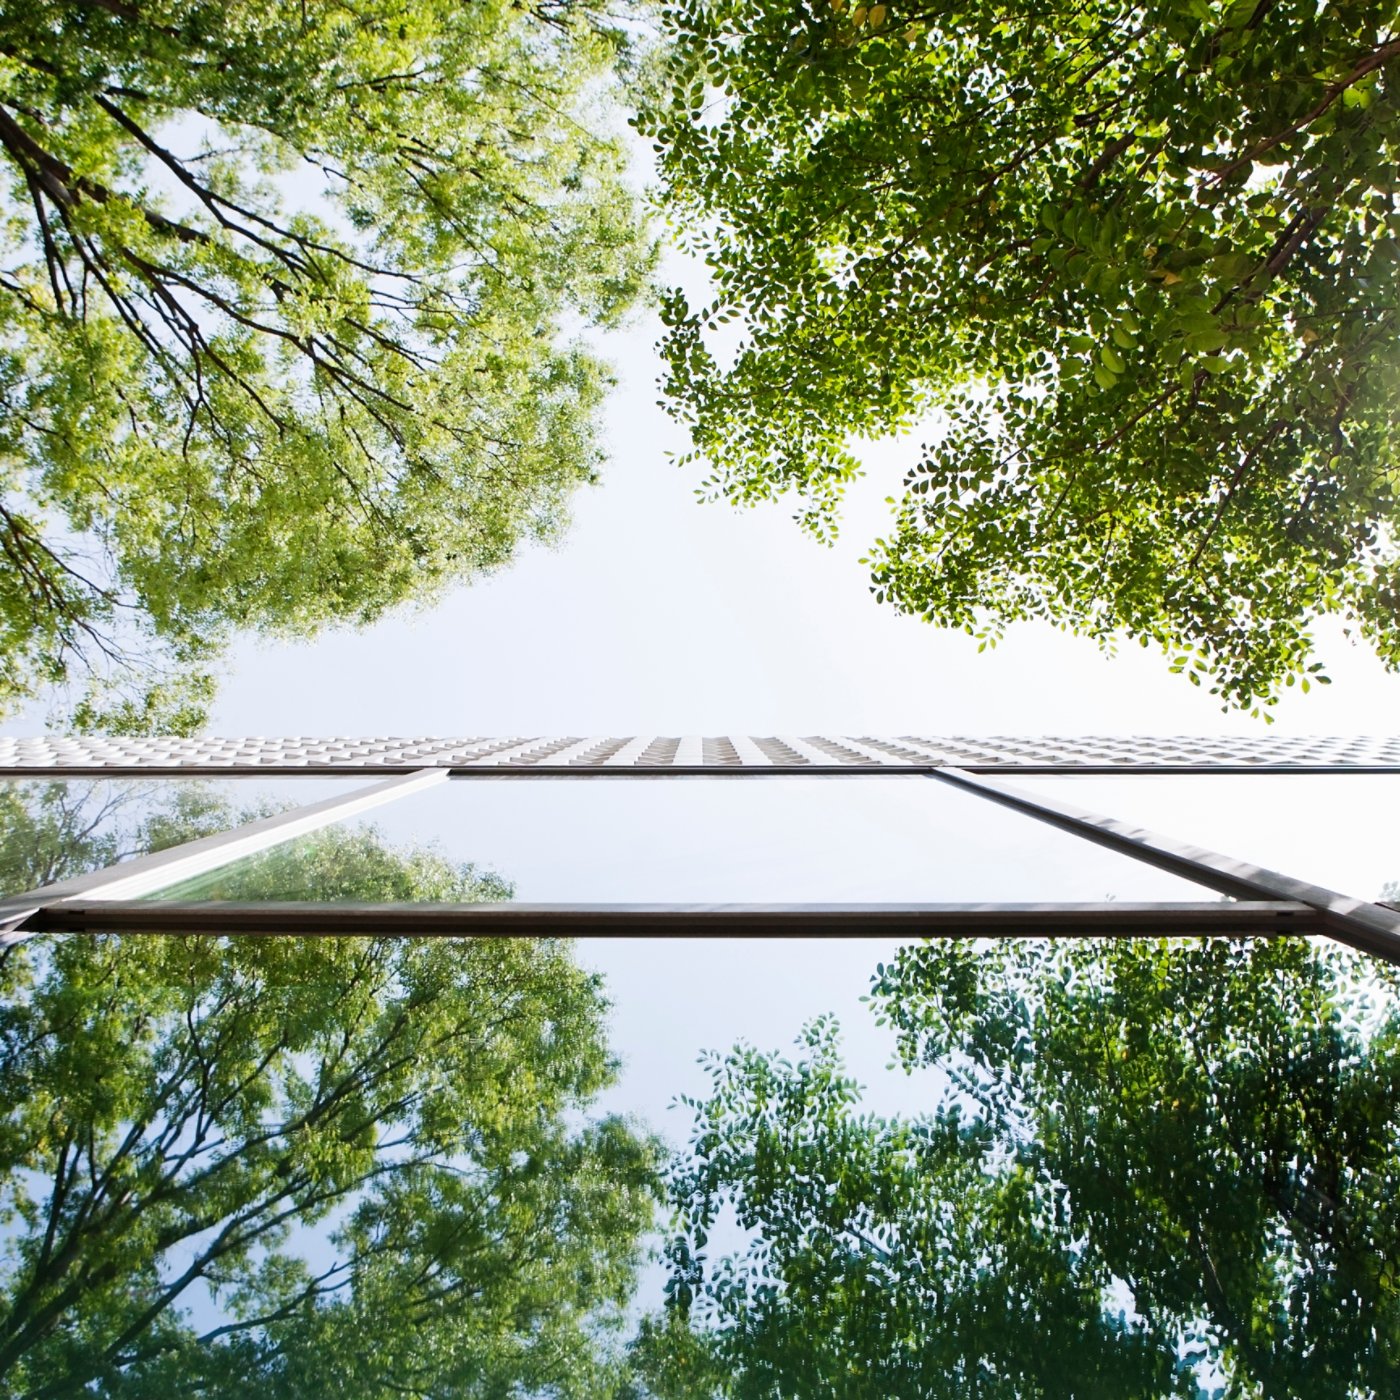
[930,768,1400,963]
[24,901,1322,938]
[3,736,1398,963]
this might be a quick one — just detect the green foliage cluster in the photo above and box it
[651,938,1400,1398]
[0,779,188,892]
[0,783,662,1397]
[0,0,653,731]
[644,0,1400,711]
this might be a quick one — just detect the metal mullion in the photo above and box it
[930,767,1400,965]
[0,767,449,943]
[24,900,1321,939]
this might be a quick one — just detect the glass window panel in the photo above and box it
[2,928,1390,1397]
[1013,774,1400,903]
[0,776,372,898]
[149,775,1223,902]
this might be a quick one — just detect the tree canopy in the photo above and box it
[650,937,1400,1398]
[0,0,652,732]
[644,0,1400,712]
[0,782,661,1397]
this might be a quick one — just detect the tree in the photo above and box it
[643,0,1400,712]
[651,1018,1183,1400]
[0,782,662,1397]
[652,938,1400,1398]
[0,0,653,731]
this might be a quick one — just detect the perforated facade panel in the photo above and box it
[2,733,1399,771]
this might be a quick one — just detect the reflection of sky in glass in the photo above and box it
[1013,774,1400,903]
[153,774,1220,903]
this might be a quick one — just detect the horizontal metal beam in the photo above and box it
[19,900,1322,938]
[932,767,1400,965]
[2,764,929,778]
[0,768,447,942]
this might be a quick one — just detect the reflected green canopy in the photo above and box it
[650,938,1400,1399]
[0,782,659,1399]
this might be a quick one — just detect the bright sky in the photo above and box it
[196,235,1400,1156]
[9,238,1400,1138]
[190,223,1400,1135]
[190,235,1400,740]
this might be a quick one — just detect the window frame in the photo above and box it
[3,738,1396,964]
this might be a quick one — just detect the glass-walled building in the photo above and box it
[2,734,1397,1398]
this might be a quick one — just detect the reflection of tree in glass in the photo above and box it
[0,787,659,1396]
[651,939,1400,1400]
[0,780,228,894]
[0,780,509,903]
[152,815,514,903]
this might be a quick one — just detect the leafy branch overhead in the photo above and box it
[0,0,652,730]
[644,0,1400,712]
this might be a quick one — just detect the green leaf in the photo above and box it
[644,0,1400,713]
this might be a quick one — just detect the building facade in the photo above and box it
[3,733,1397,964]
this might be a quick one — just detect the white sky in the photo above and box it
[150,246,1400,1146]
[198,238,1400,1159]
